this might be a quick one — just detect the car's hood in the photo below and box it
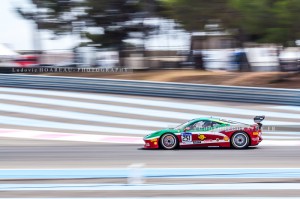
[144,128,179,140]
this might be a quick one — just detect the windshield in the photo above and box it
[174,119,195,130]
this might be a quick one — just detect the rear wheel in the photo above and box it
[231,132,249,149]
[160,133,178,150]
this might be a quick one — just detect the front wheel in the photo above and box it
[231,132,249,149]
[160,133,178,150]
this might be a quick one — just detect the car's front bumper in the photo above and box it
[143,138,160,149]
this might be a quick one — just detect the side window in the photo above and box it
[211,121,222,128]
[203,121,213,128]
[189,120,222,131]
[189,120,210,130]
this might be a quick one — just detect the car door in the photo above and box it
[190,120,217,146]
[180,120,216,146]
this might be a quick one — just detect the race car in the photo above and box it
[143,116,264,150]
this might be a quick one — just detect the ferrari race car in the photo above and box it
[144,116,264,150]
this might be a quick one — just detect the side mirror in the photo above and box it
[184,127,191,132]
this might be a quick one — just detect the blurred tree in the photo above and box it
[161,0,300,45]
[16,0,163,49]
[18,0,300,50]
[160,0,233,31]
[16,0,76,35]
[229,0,300,45]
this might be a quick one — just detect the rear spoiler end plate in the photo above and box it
[254,116,265,129]
[254,116,265,123]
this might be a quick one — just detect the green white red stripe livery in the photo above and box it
[143,116,264,150]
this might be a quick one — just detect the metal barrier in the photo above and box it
[0,74,299,105]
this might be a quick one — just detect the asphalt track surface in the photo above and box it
[1,138,300,197]
[1,138,300,169]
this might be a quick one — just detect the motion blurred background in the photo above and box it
[0,0,300,82]
[1,0,300,198]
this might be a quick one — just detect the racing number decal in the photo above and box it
[181,133,192,144]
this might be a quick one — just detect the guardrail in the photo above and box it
[0,74,299,106]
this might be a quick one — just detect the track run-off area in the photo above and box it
[0,86,300,198]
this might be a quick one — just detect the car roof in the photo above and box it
[192,117,239,124]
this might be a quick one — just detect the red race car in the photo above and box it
[143,116,264,150]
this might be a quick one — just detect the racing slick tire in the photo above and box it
[231,132,250,149]
[160,133,178,150]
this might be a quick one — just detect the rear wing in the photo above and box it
[254,116,265,123]
[254,116,265,129]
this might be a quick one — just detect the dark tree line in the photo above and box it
[17,0,300,49]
